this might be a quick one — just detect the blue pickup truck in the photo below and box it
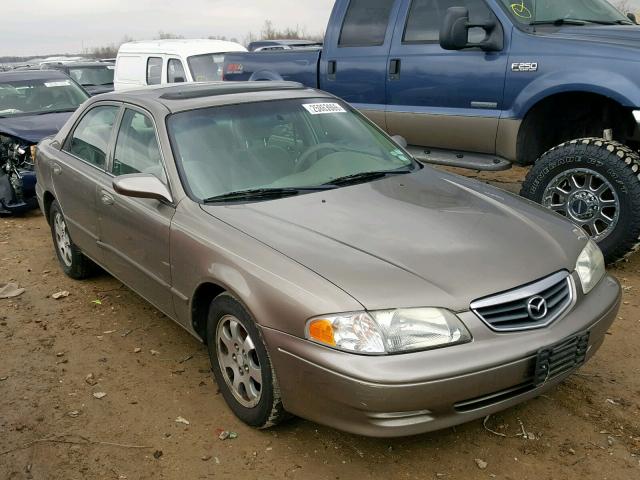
[224,0,640,263]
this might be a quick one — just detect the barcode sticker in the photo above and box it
[302,103,347,115]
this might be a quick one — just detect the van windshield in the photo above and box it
[187,54,226,82]
[167,98,417,202]
[500,0,631,25]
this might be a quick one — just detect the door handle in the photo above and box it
[327,60,337,79]
[100,191,114,206]
[52,163,62,176]
[389,59,401,79]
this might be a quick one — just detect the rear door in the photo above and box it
[319,0,402,129]
[386,0,509,153]
[97,106,176,317]
[55,103,121,262]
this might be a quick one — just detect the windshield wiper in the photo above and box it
[35,108,77,115]
[203,186,333,203]
[530,18,587,26]
[323,169,412,187]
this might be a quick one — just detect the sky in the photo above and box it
[0,0,335,57]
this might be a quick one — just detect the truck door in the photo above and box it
[386,0,509,153]
[319,0,402,130]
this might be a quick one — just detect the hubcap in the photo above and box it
[542,168,619,242]
[54,212,73,267]
[216,315,262,408]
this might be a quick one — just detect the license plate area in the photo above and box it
[534,332,590,387]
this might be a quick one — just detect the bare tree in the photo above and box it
[610,0,633,12]
[243,19,323,46]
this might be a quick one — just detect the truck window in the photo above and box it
[339,0,396,47]
[147,57,162,85]
[167,59,187,83]
[403,0,492,43]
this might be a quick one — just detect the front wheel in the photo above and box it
[206,293,289,429]
[521,138,640,263]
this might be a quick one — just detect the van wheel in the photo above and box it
[49,200,95,279]
[521,138,640,264]
[206,293,289,429]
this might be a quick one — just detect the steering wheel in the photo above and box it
[295,143,341,173]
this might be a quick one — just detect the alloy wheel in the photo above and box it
[54,212,73,267]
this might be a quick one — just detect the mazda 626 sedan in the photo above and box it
[35,82,621,437]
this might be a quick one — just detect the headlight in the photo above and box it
[576,240,605,294]
[306,308,472,355]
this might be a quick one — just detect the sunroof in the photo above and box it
[159,82,305,100]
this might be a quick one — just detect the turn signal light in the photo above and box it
[307,319,336,347]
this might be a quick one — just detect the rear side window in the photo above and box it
[65,105,119,169]
[113,109,167,183]
[147,57,162,85]
[339,0,395,47]
[403,0,492,43]
[167,59,186,83]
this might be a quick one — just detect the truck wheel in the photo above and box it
[521,138,640,264]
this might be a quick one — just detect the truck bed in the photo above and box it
[223,49,322,88]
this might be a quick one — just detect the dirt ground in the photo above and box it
[1,166,639,480]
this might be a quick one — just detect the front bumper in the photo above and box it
[0,170,38,214]
[263,273,621,437]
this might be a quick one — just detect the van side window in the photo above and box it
[64,105,119,169]
[167,59,187,83]
[147,57,163,85]
[113,109,167,183]
[403,0,492,44]
[339,0,395,47]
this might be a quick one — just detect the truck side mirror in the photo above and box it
[439,7,503,52]
[627,12,637,24]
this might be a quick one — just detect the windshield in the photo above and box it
[67,65,114,86]
[187,54,227,82]
[500,0,631,25]
[167,98,417,202]
[0,77,89,117]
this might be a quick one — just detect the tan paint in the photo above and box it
[496,118,522,163]
[385,111,499,154]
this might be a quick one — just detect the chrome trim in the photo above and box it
[470,271,576,332]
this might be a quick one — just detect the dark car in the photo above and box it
[0,70,89,214]
[45,62,115,96]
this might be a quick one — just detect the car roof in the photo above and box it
[93,81,334,114]
[0,69,71,82]
[61,62,115,68]
[117,39,247,57]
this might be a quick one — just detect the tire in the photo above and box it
[49,200,95,279]
[521,138,640,263]
[206,293,289,429]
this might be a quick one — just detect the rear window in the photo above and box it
[339,0,395,47]
[147,57,162,85]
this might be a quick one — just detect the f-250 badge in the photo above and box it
[512,62,539,72]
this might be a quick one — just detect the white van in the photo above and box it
[114,39,247,91]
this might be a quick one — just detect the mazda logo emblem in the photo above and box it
[527,296,548,320]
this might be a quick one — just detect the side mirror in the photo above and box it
[628,12,637,24]
[113,174,173,203]
[439,7,503,52]
[391,135,408,149]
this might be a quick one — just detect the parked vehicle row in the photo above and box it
[35,81,621,437]
[222,0,640,264]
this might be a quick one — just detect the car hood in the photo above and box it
[0,111,73,143]
[201,168,587,312]
[544,25,640,49]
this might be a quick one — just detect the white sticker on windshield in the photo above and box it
[107,65,115,70]
[302,103,347,115]
[44,80,71,88]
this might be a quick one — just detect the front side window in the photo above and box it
[167,98,417,201]
[68,66,115,87]
[404,0,492,43]
[187,54,226,82]
[147,57,163,85]
[113,109,166,183]
[65,105,119,168]
[0,77,88,117]
[339,0,395,47]
[167,59,187,83]
[498,0,630,25]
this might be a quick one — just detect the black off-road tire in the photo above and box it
[521,138,640,263]
[49,200,95,280]
[206,293,289,429]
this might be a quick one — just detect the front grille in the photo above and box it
[470,271,574,332]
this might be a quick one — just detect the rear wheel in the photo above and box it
[521,138,640,263]
[49,200,95,279]
[206,293,289,428]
